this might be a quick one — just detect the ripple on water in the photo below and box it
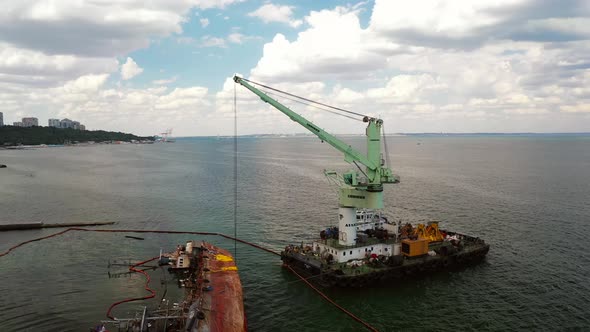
[0,137,589,331]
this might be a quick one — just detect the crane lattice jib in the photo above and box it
[234,76,398,208]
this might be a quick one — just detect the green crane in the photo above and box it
[234,76,399,246]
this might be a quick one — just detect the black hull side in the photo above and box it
[281,244,490,288]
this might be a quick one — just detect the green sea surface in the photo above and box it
[0,136,589,331]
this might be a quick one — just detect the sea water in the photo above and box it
[0,135,589,331]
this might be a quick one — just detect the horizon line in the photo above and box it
[172,132,590,138]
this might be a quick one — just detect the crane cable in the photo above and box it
[262,89,362,122]
[240,77,370,119]
[234,77,238,261]
[0,227,380,332]
[382,123,391,168]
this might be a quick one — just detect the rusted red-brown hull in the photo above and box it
[198,243,247,332]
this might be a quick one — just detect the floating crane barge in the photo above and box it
[283,225,489,288]
[234,76,489,287]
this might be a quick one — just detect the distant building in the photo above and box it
[22,117,38,127]
[0,112,3,126]
[48,118,60,127]
[13,122,23,127]
[58,118,86,130]
[43,117,87,130]
[60,118,73,129]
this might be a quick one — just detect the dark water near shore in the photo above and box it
[1,136,589,331]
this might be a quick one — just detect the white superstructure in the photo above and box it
[315,209,400,263]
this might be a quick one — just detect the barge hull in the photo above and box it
[281,234,490,288]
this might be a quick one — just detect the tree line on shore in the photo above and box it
[0,126,154,146]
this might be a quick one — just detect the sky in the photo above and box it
[0,0,589,136]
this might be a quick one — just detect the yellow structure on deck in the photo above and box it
[413,221,444,243]
[401,238,429,257]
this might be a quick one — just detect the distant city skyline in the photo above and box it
[1,112,86,131]
[0,1,589,136]
[49,118,86,131]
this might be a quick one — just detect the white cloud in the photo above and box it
[0,1,201,57]
[200,36,227,48]
[370,0,521,38]
[120,57,143,80]
[200,18,210,28]
[365,74,445,104]
[176,37,196,45]
[238,1,590,133]
[331,85,364,104]
[228,33,244,44]
[61,74,109,93]
[250,8,391,82]
[369,0,590,47]
[156,87,208,110]
[227,33,259,44]
[193,0,244,10]
[198,32,258,48]
[248,3,303,28]
[152,76,178,85]
[0,0,246,88]
[525,18,590,38]
[0,71,214,135]
[0,42,117,87]
[560,104,590,113]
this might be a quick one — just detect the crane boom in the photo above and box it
[234,75,398,214]
[234,76,376,170]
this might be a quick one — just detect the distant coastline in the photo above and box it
[400,132,590,137]
[0,126,154,147]
[173,132,590,140]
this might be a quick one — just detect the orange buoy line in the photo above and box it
[0,227,379,331]
[285,265,380,332]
